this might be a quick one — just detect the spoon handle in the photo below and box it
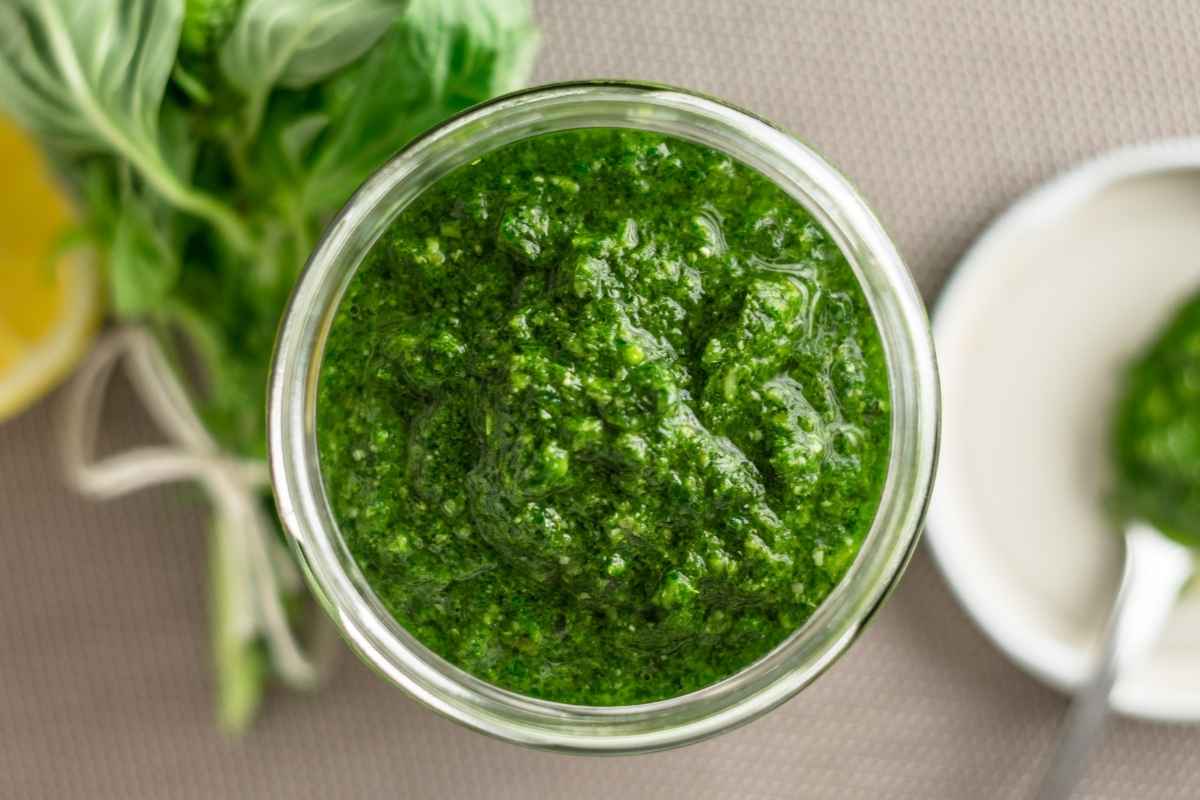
[1035,522,1193,800]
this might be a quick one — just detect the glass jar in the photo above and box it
[268,81,939,753]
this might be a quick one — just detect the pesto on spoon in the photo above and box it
[1038,289,1200,799]
[1112,290,1200,548]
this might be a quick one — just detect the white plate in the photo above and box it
[927,139,1200,722]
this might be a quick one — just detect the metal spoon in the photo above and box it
[1035,521,1194,800]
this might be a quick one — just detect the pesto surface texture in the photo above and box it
[317,128,891,705]
[1113,289,1200,548]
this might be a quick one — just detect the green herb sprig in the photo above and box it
[0,0,538,731]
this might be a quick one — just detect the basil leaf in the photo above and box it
[299,0,538,213]
[400,0,540,103]
[0,0,252,251]
[219,0,404,116]
[160,100,200,183]
[280,113,331,175]
[0,0,180,158]
[110,202,181,317]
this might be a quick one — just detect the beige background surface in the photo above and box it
[3,2,1200,797]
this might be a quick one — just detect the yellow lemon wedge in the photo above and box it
[0,117,99,421]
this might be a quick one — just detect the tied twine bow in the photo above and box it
[60,326,336,693]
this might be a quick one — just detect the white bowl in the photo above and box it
[927,139,1200,722]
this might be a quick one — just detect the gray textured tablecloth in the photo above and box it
[3,2,1199,797]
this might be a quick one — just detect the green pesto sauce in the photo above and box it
[316,128,891,705]
[1113,289,1200,548]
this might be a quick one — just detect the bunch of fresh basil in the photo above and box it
[0,0,538,730]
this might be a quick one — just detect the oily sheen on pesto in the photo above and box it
[316,128,890,705]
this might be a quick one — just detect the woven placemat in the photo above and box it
[2,2,1199,797]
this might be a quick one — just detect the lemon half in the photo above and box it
[0,118,99,421]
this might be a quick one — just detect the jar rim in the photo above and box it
[268,80,940,753]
